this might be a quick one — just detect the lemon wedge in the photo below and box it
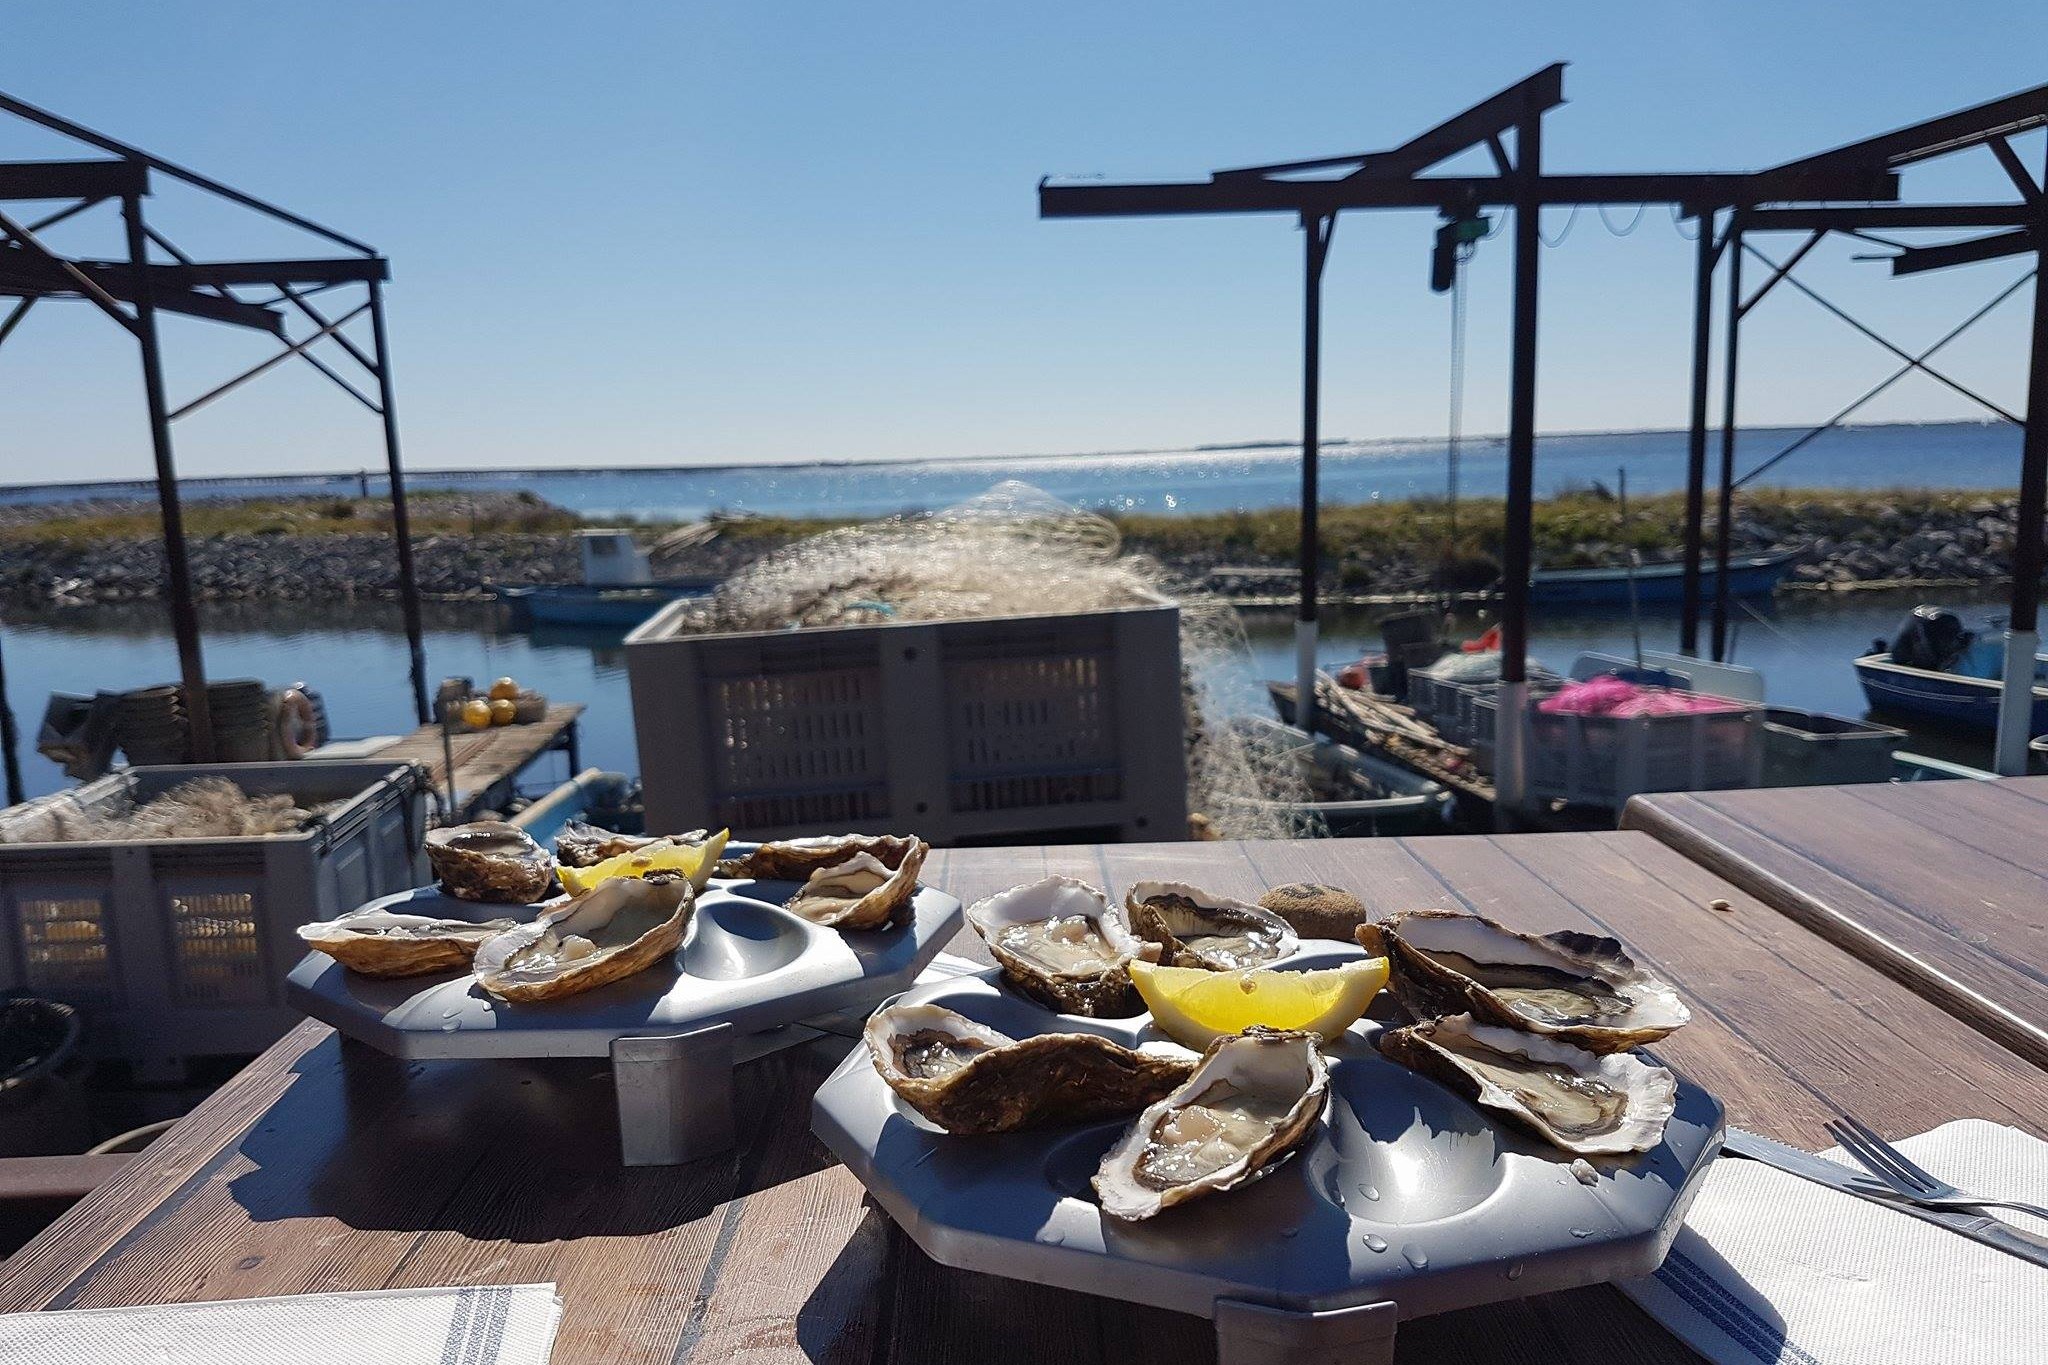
[557,829,729,896]
[1129,957,1388,1049]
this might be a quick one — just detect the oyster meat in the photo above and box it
[555,821,705,869]
[716,834,925,883]
[864,1002,1195,1134]
[297,906,518,978]
[1378,1014,1677,1155]
[1093,1026,1329,1221]
[966,877,1156,1016]
[1121,881,1298,971]
[1357,908,1689,1052]
[424,821,555,904]
[473,873,693,1003]
[786,841,928,930]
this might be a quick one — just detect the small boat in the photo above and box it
[1852,604,2048,735]
[1529,548,1802,607]
[495,581,713,629]
[1218,716,1454,837]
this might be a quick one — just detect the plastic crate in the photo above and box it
[1525,701,1762,809]
[0,762,427,1072]
[626,601,1187,843]
[1759,707,1904,787]
[1468,680,1565,774]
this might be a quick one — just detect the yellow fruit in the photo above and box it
[460,697,493,729]
[488,698,516,726]
[488,676,520,702]
[557,829,731,895]
[1129,957,1389,1049]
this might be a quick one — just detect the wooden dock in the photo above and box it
[375,702,584,821]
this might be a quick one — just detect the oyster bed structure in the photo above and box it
[966,877,1157,1017]
[1358,908,1689,1053]
[864,1003,1195,1134]
[473,874,694,1003]
[1121,882,1297,972]
[424,821,555,904]
[1092,1025,1329,1221]
[296,907,518,979]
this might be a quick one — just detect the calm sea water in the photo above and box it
[0,420,2024,520]
[0,591,2004,802]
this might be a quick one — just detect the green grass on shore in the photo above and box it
[0,491,581,545]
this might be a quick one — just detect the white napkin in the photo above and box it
[1622,1119,2048,1364]
[0,1283,562,1365]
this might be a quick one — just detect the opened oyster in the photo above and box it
[297,906,518,978]
[1378,1014,1677,1155]
[555,822,704,869]
[1357,908,1689,1052]
[1121,882,1298,971]
[864,1002,1195,1134]
[1093,1026,1328,1221]
[424,821,555,904]
[473,873,693,1003]
[716,834,925,883]
[966,877,1156,1016]
[786,841,928,930]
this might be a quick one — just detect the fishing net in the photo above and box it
[676,482,1316,840]
[12,778,320,843]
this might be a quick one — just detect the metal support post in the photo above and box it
[1495,114,1542,825]
[1296,213,1333,740]
[121,192,213,761]
[611,1023,736,1166]
[369,279,431,725]
[1995,197,2048,773]
[1711,214,1745,662]
[1680,215,1716,656]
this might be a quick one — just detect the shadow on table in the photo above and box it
[221,1032,840,1241]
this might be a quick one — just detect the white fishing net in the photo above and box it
[676,482,1316,840]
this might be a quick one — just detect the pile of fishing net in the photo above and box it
[674,482,1318,840]
[3,778,319,843]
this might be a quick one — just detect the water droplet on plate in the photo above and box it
[1041,1228,1066,1246]
[1363,1234,1388,1253]
[441,1007,459,1018]
[1357,1184,1380,1202]
[1506,1261,1525,1281]
[1279,1225,1300,1239]
[1400,1243,1429,1270]
[1569,1227,1593,1239]
[440,1020,460,1031]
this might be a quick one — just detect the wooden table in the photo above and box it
[4,833,2045,1364]
[1625,778,2048,1070]
[376,703,584,819]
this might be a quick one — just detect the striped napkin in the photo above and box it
[0,1283,562,1365]
[1621,1120,2047,1364]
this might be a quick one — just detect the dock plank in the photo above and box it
[376,702,583,819]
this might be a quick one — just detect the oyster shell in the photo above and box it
[1121,881,1298,971]
[863,1002,1195,1134]
[1092,1026,1329,1221]
[1258,882,1370,942]
[424,821,555,904]
[716,834,925,883]
[555,822,705,869]
[473,873,693,1002]
[786,841,928,930]
[1357,908,1689,1052]
[965,877,1157,1016]
[297,906,518,978]
[1377,1014,1677,1155]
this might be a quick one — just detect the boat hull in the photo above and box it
[1529,550,1799,608]
[1852,652,2048,735]
[497,582,713,628]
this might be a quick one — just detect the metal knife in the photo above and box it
[1722,1127,2048,1271]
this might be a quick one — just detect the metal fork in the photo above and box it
[1825,1115,2048,1222]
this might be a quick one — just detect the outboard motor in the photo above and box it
[1889,605,1971,671]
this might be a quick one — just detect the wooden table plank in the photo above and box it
[1624,780,2048,1069]
[5,834,2044,1365]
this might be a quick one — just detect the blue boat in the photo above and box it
[1852,604,2048,734]
[496,580,714,629]
[1529,548,1801,607]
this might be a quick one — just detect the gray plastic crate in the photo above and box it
[1760,707,1905,787]
[625,600,1187,843]
[0,762,427,1071]
[1526,700,1762,809]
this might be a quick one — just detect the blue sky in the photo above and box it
[3,3,2047,481]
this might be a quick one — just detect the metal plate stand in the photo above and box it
[612,1023,736,1166]
[1214,1299,1398,1365]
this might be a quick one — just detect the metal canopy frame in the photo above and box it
[1679,78,2048,774]
[0,89,431,770]
[1038,64,1896,816]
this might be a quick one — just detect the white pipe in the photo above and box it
[1993,628,2038,776]
[1493,678,1529,828]
[1295,620,1319,737]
